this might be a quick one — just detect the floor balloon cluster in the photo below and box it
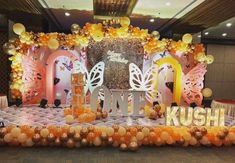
[1,125,235,151]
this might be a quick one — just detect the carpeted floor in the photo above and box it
[0,146,235,163]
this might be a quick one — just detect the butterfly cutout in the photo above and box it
[159,52,166,58]
[62,60,73,71]
[54,78,60,85]
[64,89,72,106]
[60,66,65,71]
[182,63,207,106]
[165,82,174,93]
[129,63,162,103]
[55,60,59,64]
[37,73,42,80]
[73,61,105,94]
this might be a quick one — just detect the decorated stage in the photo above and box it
[1,17,235,151]
[0,106,235,150]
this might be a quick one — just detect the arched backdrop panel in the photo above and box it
[46,50,77,104]
[154,57,183,105]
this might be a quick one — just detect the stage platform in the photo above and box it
[1,106,235,127]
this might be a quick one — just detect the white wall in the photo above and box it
[205,44,235,100]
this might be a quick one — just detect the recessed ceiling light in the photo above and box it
[150,18,155,22]
[197,35,201,38]
[204,32,209,35]
[226,23,232,27]
[166,2,171,6]
[222,33,227,37]
[65,12,70,16]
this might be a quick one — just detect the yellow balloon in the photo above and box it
[136,132,144,141]
[182,33,193,44]
[182,132,191,141]
[152,31,160,39]
[142,127,150,136]
[202,88,212,98]
[91,30,104,42]
[93,137,102,146]
[26,138,34,147]
[206,55,214,64]
[120,17,130,27]
[40,128,49,138]
[118,127,126,136]
[13,23,26,35]
[18,133,27,143]
[196,53,206,62]
[106,127,114,136]
[48,38,59,50]
[11,127,21,137]
[65,115,74,124]
[4,133,13,143]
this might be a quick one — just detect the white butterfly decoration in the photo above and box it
[73,61,105,94]
[129,63,162,103]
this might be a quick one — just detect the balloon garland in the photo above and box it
[0,125,235,150]
[4,17,214,102]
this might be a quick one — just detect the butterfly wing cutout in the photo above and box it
[129,63,161,103]
[73,61,105,95]
[182,63,207,106]
[87,61,105,93]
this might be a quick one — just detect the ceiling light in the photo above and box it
[204,32,209,35]
[226,23,232,27]
[166,2,171,6]
[197,35,201,38]
[222,33,227,37]
[65,12,70,16]
[150,18,155,22]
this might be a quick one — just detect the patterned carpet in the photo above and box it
[0,106,235,127]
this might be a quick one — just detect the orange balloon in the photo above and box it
[149,132,157,141]
[130,127,138,136]
[61,125,69,133]
[142,137,149,145]
[54,127,62,137]
[26,128,34,138]
[94,128,102,137]
[125,132,132,141]
[87,132,95,142]
[119,137,126,144]
[112,132,120,141]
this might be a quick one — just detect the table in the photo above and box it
[0,95,8,109]
[211,100,235,118]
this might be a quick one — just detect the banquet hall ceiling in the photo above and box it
[0,0,234,39]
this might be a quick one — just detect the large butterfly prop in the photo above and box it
[182,63,207,106]
[129,63,162,103]
[129,63,207,105]
[73,61,105,94]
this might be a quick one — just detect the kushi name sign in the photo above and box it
[166,107,225,127]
